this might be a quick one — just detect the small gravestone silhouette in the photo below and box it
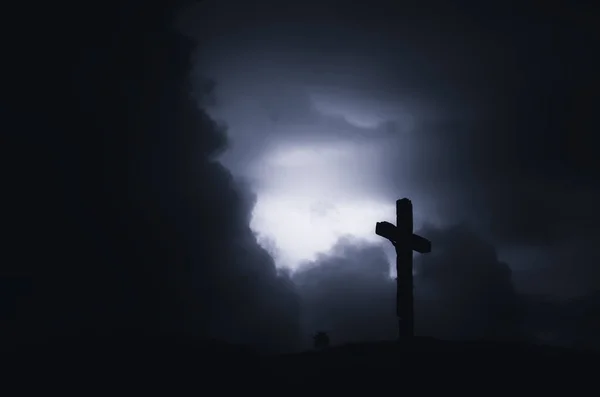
[313,331,330,350]
[375,198,432,340]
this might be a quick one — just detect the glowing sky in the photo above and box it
[202,58,438,271]
[248,141,395,268]
[215,113,434,270]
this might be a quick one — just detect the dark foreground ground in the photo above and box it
[2,337,598,392]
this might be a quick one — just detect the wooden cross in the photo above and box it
[375,198,431,340]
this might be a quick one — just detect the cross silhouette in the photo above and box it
[376,198,431,339]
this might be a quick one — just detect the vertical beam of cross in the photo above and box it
[375,198,431,340]
[395,198,414,339]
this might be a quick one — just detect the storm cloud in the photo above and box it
[6,0,302,353]
[180,0,598,350]
[293,225,523,348]
[184,0,599,297]
[6,0,598,354]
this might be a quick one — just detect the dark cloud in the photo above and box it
[192,1,599,351]
[413,225,524,341]
[189,0,599,298]
[177,0,600,348]
[399,8,600,298]
[8,0,598,356]
[293,238,397,347]
[398,7,599,243]
[293,226,524,348]
[524,291,600,351]
[513,236,600,299]
[6,0,301,353]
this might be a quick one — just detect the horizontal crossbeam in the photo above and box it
[375,221,431,253]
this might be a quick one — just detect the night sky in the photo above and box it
[4,0,599,354]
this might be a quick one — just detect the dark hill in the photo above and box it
[2,337,598,391]
[273,338,598,387]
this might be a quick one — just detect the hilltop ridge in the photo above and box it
[2,336,597,390]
